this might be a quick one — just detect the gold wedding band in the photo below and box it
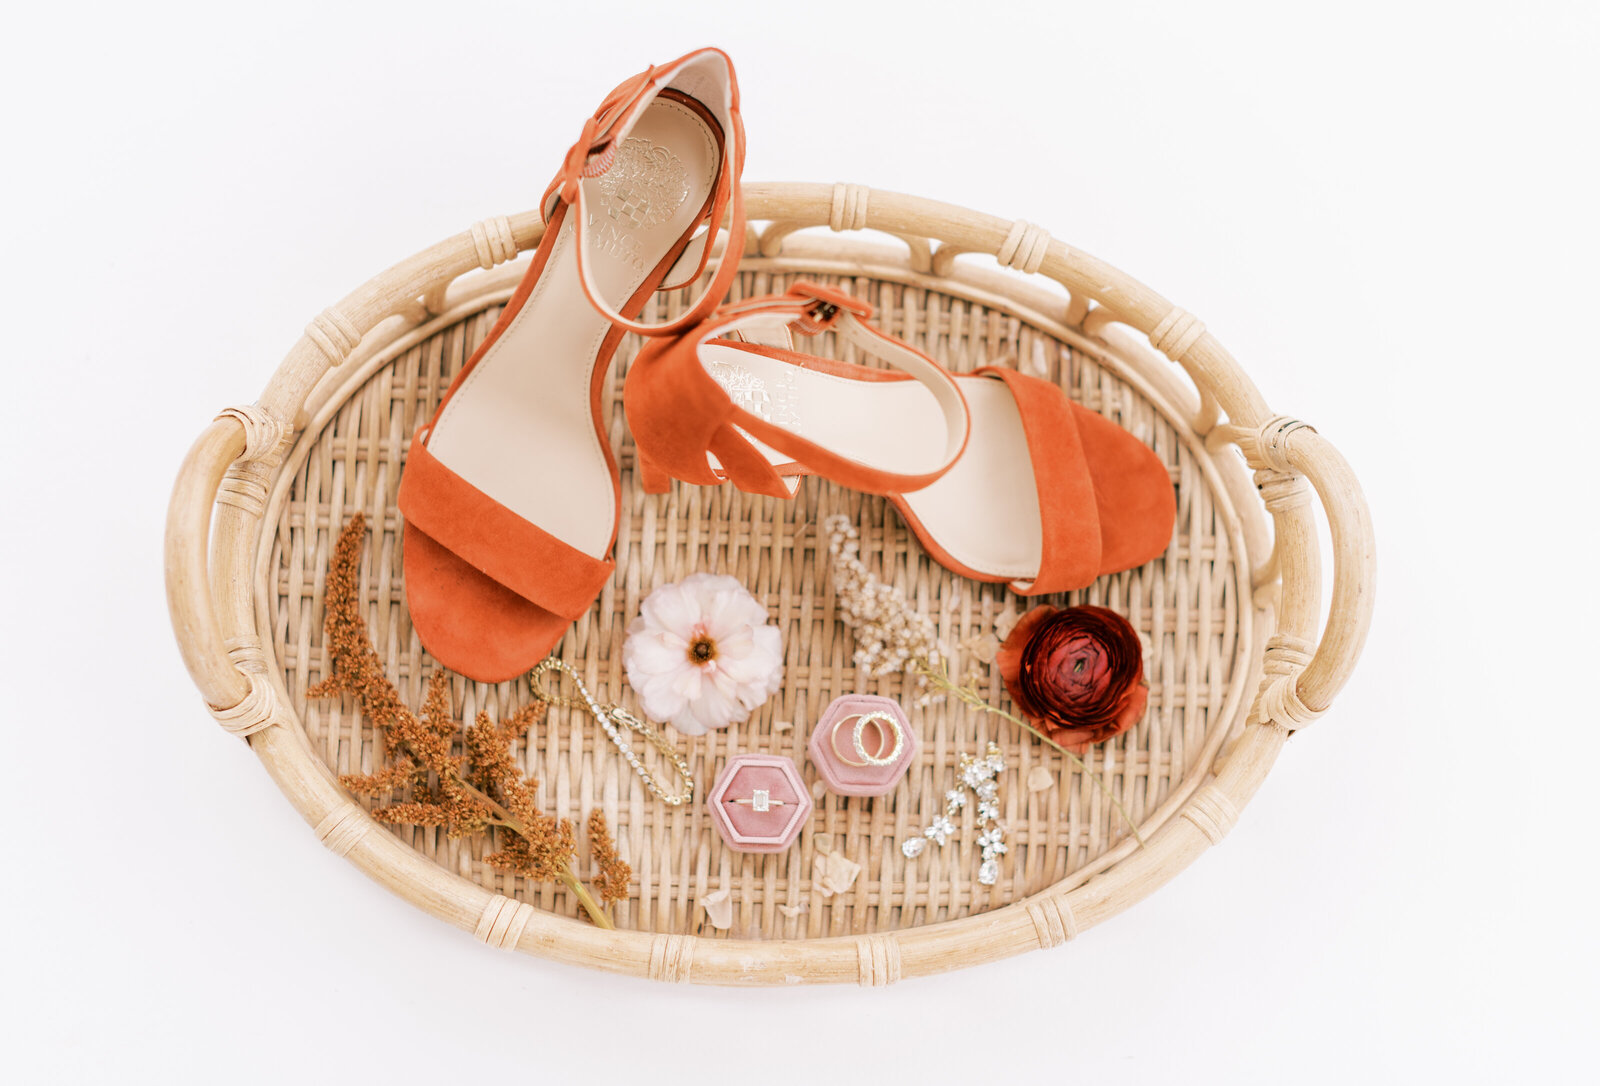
[830,713,875,766]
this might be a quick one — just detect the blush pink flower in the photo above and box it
[622,573,783,736]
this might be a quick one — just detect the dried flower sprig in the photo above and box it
[310,512,631,927]
[823,516,941,695]
[822,514,1143,844]
[587,810,630,907]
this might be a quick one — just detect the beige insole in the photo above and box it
[427,99,717,557]
[699,345,1043,580]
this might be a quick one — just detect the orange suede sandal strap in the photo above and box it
[623,322,798,499]
[399,440,614,621]
[541,47,745,338]
[975,366,1104,594]
[625,282,971,498]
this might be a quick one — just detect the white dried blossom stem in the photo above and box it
[823,515,941,691]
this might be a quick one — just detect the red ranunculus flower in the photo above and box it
[995,605,1148,752]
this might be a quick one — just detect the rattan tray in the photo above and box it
[165,182,1374,985]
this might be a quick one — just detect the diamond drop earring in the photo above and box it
[902,742,1007,884]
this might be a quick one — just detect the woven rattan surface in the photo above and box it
[169,184,1374,983]
[266,253,1255,940]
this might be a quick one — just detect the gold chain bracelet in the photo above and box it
[531,658,695,806]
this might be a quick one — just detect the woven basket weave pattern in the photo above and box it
[272,265,1248,938]
[166,184,1374,982]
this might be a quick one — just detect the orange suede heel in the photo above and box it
[636,451,673,496]
[624,282,1175,594]
[398,48,745,681]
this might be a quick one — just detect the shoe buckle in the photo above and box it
[787,280,873,333]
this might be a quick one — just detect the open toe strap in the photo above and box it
[399,440,615,620]
[974,367,1103,594]
[625,281,972,499]
[540,47,745,338]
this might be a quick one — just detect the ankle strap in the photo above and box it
[540,47,745,338]
[625,281,972,498]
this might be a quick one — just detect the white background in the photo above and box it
[4,1,1595,1081]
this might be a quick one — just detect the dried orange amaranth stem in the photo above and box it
[587,809,631,906]
[309,512,630,929]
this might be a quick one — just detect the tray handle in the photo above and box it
[164,406,291,737]
[1215,416,1376,728]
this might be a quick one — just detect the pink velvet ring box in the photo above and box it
[707,753,812,854]
[807,694,919,798]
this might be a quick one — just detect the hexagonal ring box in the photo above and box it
[807,694,919,798]
[708,753,813,853]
